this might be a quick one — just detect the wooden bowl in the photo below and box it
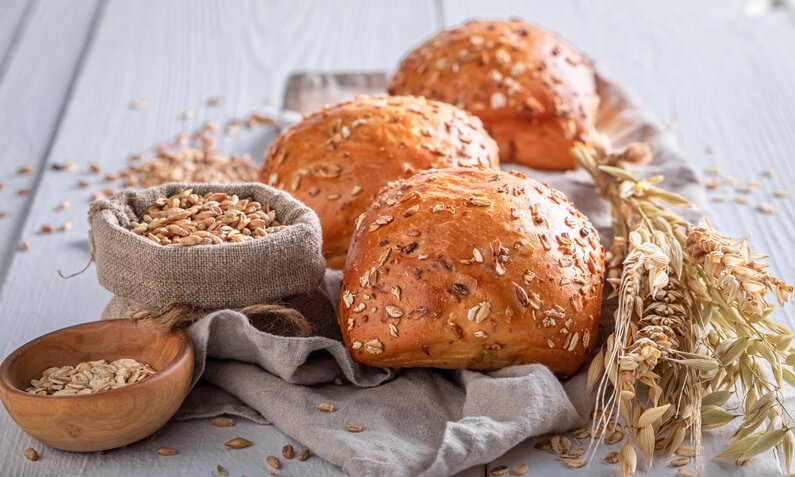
[0,319,194,452]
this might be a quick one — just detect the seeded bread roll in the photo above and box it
[389,20,598,171]
[260,95,500,269]
[338,168,604,375]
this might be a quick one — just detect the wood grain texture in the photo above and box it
[0,0,100,284]
[0,0,30,75]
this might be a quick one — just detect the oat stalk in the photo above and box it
[576,141,794,473]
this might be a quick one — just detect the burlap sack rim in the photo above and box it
[89,182,326,309]
[92,182,317,254]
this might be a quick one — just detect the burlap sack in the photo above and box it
[88,182,327,332]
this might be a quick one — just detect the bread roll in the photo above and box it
[260,95,499,269]
[338,168,604,375]
[389,20,598,171]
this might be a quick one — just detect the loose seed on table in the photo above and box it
[266,455,281,469]
[211,417,235,427]
[216,464,228,476]
[17,188,31,196]
[89,163,102,173]
[58,201,71,210]
[282,444,295,459]
[224,437,253,449]
[489,465,509,476]
[155,447,177,456]
[757,202,775,214]
[17,165,33,175]
[77,179,90,188]
[345,424,364,433]
[24,448,39,461]
[509,463,528,475]
[61,221,72,231]
[19,241,30,252]
[297,449,311,461]
[129,99,150,110]
[40,225,54,234]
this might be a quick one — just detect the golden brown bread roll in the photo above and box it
[338,168,604,375]
[260,95,500,269]
[389,19,598,171]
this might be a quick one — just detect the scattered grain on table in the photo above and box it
[155,447,177,456]
[23,448,39,461]
[130,99,150,110]
[757,202,775,214]
[266,455,281,469]
[282,444,294,459]
[17,165,33,175]
[297,449,311,461]
[712,194,730,203]
[489,465,509,476]
[211,417,235,428]
[704,166,722,176]
[216,464,228,476]
[224,437,252,449]
[509,463,528,475]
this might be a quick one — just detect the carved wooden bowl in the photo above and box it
[0,319,193,452]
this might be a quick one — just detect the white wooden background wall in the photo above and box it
[0,1,793,476]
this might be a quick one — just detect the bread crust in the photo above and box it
[260,95,499,269]
[338,168,604,376]
[389,20,598,171]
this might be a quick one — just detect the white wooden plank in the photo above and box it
[441,1,795,475]
[0,1,485,476]
[0,0,100,282]
[0,0,30,72]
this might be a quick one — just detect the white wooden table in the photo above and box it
[1,1,794,475]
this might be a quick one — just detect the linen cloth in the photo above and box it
[163,72,707,477]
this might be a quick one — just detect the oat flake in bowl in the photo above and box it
[26,358,155,396]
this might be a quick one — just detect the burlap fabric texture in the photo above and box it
[88,182,328,335]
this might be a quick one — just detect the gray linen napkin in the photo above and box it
[170,71,708,477]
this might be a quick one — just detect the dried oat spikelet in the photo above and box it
[575,142,795,474]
